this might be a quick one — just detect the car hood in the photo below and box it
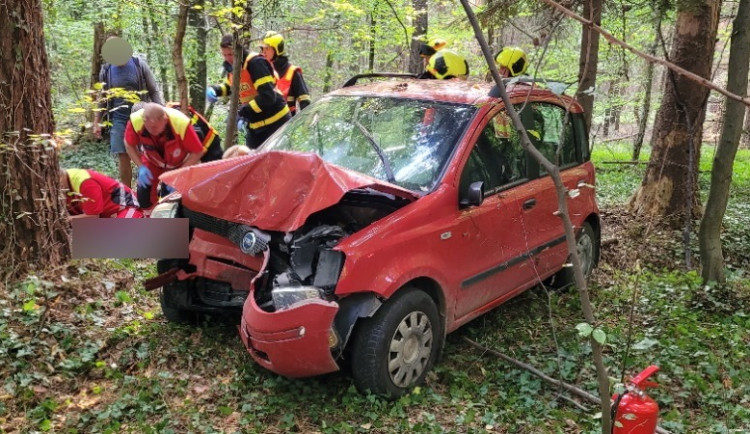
[160,151,419,232]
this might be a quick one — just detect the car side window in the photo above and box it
[529,103,578,174]
[459,111,526,198]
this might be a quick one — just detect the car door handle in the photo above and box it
[523,199,537,210]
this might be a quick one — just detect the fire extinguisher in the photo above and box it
[611,365,660,434]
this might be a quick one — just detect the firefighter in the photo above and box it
[423,50,469,80]
[417,38,447,79]
[259,31,311,115]
[206,34,291,149]
[495,46,528,78]
[60,168,143,218]
[488,46,529,97]
[123,103,204,211]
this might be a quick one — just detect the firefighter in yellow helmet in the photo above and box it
[416,38,447,78]
[259,31,311,115]
[206,34,291,149]
[423,49,469,80]
[489,46,529,97]
[495,46,528,78]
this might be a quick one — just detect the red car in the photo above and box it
[150,77,600,397]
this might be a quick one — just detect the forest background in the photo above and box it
[1,0,749,432]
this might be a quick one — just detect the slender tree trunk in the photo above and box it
[408,0,428,75]
[0,0,70,280]
[189,0,207,114]
[173,1,190,114]
[323,51,334,93]
[742,86,750,148]
[369,10,377,72]
[225,0,252,147]
[575,0,602,130]
[629,0,722,229]
[91,23,107,89]
[632,25,660,160]
[699,0,750,283]
[147,0,170,102]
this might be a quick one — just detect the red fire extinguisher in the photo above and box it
[611,365,660,434]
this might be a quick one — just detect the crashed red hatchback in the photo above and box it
[151,77,600,397]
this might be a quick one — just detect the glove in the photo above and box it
[206,87,218,103]
[137,165,153,188]
[237,118,248,132]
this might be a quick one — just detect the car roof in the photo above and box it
[329,78,584,113]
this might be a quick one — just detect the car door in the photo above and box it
[453,109,538,320]
[518,102,588,278]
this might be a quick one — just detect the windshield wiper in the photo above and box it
[354,120,395,183]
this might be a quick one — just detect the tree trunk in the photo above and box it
[369,10,377,72]
[699,0,750,283]
[91,23,106,89]
[147,0,170,102]
[629,0,722,228]
[632,17,660,160]
[225,0,252,147]
[189,0,207,114]
[323,51,334,93]
[575,0,602,130]
[408,0,428,75]
[0,0,70,280]
[742,85,750,148]
[172,1,190,114]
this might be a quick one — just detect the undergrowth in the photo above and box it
[0,141,748,433]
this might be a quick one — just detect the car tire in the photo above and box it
[160,282,197,323]
[350,288,443,398]
[552,221,599,289]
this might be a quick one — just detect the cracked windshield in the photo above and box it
[263,96,476,192]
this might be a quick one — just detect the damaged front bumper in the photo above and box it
[240,289,341,378]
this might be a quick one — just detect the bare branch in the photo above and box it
[539,0,750,107]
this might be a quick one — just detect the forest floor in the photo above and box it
[1,140,749,433]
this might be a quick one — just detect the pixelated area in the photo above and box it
[101,37,133,66]
[72,219,189,258]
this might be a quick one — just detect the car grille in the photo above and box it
[182,205,237,239]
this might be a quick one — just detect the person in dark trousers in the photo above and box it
[93,37,164,188]
[206,34,290,149]
[259,31,311,115]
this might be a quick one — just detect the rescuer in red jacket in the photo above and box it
[60,168,143,218]
[123,103,204,210]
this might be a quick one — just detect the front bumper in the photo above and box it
[240,290,340,378]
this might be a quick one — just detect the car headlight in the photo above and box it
[151,201,179,218]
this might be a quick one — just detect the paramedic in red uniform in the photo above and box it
[123,103,204,210]
[60,168,143,218]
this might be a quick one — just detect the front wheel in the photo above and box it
[350,288,443,398]
[160,281,198,323]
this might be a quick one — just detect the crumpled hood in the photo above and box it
[160,151,418,232]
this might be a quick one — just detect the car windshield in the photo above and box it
[263,95,477,192]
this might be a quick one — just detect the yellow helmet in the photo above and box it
[495,46,528,77]
[418,38,448,58]
[426,50,469,80]
[261,31,285,57]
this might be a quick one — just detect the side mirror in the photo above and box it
[460,181,484,208]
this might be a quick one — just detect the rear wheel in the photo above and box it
[351,288,442,398]
[552,221,599,289]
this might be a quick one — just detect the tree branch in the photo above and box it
[539,0,750,107]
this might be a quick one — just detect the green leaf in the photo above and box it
[632,337,658,351]
[576,322,593,337]
[592,328,606,344]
